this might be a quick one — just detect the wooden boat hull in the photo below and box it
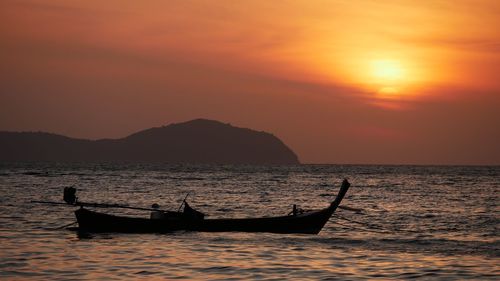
[74,179,350,234]
[75,208,184,233]
[75,207,334,234]
[190,208,334,234]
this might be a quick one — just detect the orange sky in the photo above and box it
[1,0,499,164]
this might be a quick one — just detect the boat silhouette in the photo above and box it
[74,179,350,234]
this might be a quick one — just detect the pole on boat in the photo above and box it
[31,199,170,212]
[177,192,190,212]
[31,187,173,213]
[338,205,365,214]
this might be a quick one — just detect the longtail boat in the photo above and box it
[73,179,350,234]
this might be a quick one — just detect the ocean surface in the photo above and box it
[0,163,498,280]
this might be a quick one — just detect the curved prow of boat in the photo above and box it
[329,178,351,213]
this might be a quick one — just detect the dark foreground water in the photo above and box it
[0,163,498,280]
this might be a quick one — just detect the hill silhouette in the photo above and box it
[0,119,300,164]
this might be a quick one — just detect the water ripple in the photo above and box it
[0,164,498,280]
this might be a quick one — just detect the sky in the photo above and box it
[1,0,499,164]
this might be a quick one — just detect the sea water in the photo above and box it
[0,163,498,280]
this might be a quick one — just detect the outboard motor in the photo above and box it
[63,186,77,204]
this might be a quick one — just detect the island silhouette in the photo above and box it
[0,119,299,164]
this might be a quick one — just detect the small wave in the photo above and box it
[304,236,500,258]
[319,193,334,197]
[21,171,39,175]
[412,213,437,219]
[135,270,161,275]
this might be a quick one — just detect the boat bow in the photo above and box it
[329,178,351,213]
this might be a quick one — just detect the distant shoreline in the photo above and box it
[0,119,299,165]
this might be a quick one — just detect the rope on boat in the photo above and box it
[334,214,385,230]
[333,219,391,234]
[333,214,390,234]
[51,221,78,230]
[338,205,365,213]
[333,214,422,234]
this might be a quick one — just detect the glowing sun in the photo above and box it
[366,59,410,99]
[370,59,405,82]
